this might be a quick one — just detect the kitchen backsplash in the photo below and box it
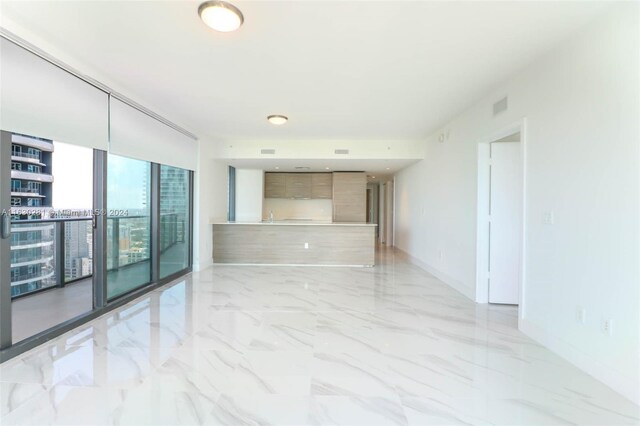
[262,198,332,221]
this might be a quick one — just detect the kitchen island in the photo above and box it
[211,221,377,266]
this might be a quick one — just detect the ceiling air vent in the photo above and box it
[260,148,276,155]
[334,149,349,155]
[294,166,310,170]
[493,96,508,116]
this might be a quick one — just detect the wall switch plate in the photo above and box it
[576,307,586,324]
[602,319,613,336]
[304,242,309,249]
[543,211,555,225]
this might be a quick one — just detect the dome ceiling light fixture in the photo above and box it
[267,115,288,126]
[198,1,244,33]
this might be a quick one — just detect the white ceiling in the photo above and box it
[1,1,609,146]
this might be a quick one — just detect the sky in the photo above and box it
[51,142,93,209]
[51,142,149,211]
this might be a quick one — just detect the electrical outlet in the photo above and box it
[304,242,309,249]
[602,319,613,336]
[576,307,586,324]
[542,211,555,225]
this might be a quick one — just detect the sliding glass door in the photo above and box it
[159,165,190,279]
[0,138,193,358]
[0,131,97,345]
[106,154,151,299]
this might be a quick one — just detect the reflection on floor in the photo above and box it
[1,247,638,425]
[11,278,92,344]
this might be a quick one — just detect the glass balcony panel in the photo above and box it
[106,154,152,299]
[159,165,190,278]
[9,222,57,297]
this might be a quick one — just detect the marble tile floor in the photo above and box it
[1,247,638,425]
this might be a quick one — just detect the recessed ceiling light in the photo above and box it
[325,167,330,170]
[198,1,244,33]
[267,115,288,126]
[386,167,390,170]
[372,176,376,179]
[275,166,279,170]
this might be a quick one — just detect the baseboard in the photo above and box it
[395,247,475,301]
[520,317,639,405]
[193,258,214,272]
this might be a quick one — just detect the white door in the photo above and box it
[489,142,522,304]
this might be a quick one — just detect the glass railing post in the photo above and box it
[112,218,119,270]
[55,221,65,287]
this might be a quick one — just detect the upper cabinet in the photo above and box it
[285,173,312,199]
[311,173,333,199]
[264,172,286,198]
[264,172,333,199]
[332,172,366,222]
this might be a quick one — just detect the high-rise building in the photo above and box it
[159,166,188,251]
[9,133,56,297]
[64,220,93,281]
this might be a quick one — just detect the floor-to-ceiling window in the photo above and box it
[0,35,195,362]
[159,165,190,278]
[106,154,152,299]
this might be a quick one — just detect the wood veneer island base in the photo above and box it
[212,222,376,266]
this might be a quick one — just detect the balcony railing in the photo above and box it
[11,187,41,194]
[10,217,93,298]
[10,214,184,298]
[12,151,41,161]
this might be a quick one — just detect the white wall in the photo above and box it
[263,198,332,221]
[193,140,228,271]
[395,3,639,403]
[235,169,264,222]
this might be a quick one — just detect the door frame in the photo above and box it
[475,118,528,317]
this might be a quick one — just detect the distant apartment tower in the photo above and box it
[64,220,93,281]
[9,133,55,297]
[160,166,188,251]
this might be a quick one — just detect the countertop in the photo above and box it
[211,220,377,227]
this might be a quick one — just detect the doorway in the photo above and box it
[379,180,394,246]
[366,183,380,238]
[476,124,525,307]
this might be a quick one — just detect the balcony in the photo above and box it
[11,187,44,195]
[11,154,46,167]
[10,215,187,343]
[10,170,54,183]
[11,133,54,152]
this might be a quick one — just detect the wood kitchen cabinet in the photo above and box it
[264,172,333,199]
[285,173,312,199]
[311,173,333,199]
[264,173,286,198]
[332,172,366,222]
